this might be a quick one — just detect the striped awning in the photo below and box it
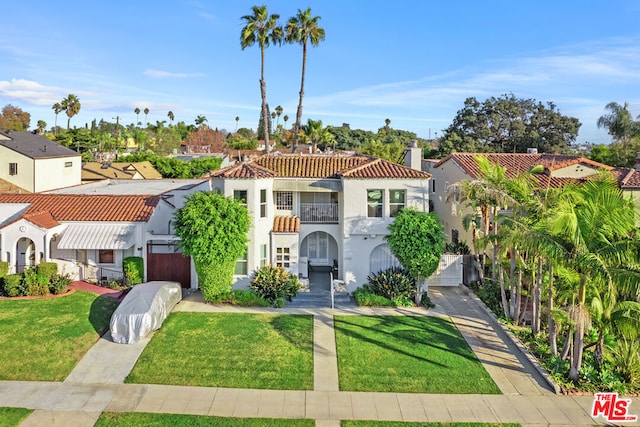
[57,223,136,250]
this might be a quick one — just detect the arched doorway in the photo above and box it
[369,243,401,275]
[16,238,36,273]
[301,231,337,267]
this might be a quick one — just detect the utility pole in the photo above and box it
[113,116,120,159]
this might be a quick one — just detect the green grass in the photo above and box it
[126,312,314,390]
[0,291,119,381]
[0,407,33,427]
[342,423,520,427]
[95,412,314,426]
[334,316,500,394]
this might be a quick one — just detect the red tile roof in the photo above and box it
[0,194,159,224]
[22,210,59,228]
[613,167,640,188]
[434,153,611,180]
[211,154,431,179]
[273,216,300,233]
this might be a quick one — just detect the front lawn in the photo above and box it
[126,312,314,390]
[0,407,33,427]
[334,316,500,393]
[0,291,119,381]
[342,423,520,427]
[95,412,314,426]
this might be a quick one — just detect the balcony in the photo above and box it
[300,203,338,223]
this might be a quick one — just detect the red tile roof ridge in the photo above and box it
[273,215,300,233]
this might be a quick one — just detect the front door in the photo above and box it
[307,231,329,265]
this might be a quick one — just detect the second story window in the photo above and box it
[275,191,293,210]
[389,190,406,217]
[367,189,383,218]
[260,189,267,217]
[235,248,248,275]
[234,190,247,207]
[9,163,18,175]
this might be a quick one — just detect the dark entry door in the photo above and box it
[146,243,191,288]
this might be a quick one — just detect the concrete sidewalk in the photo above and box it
[4,286,631,426]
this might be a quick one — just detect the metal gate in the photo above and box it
[426,254,463,287]
[146,243,191,288]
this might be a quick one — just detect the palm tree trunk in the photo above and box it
[292,41,307,153]
[515,256,523,323]
[498,249,509,318]
[548,262,557,356]
[260,46,270,153]
[569,277,587,382]
[560,328,572,360]
[595,329,605,371]
[532,257,542,334]
[491,210,498,281]
[509,246,516,319]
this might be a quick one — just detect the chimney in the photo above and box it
[404,140,422,171]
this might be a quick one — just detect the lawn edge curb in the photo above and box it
[459,284,562,395]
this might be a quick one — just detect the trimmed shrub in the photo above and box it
[23,268,49,296]
[366,266,415,301]
[249,265,301,306]
[123,256,144,286]
[36,262,58,280]
[49,273,71,295]
[2,274,24,297]
[0,261,9,279]
[353,286,394,307]
[208,290,270,306]
[198,262,236,302]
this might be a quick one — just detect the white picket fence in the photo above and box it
[426,254,463,287]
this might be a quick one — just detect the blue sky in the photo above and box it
[1,1,639,145]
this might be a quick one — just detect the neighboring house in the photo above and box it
[0,178,30,194]
[0,131,81,192]
[81,161,162,182]
[424,153,615,245]
[209,151,431,292]
[0,179,210,287]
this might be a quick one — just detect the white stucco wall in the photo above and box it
[0,147,35,192]
[34,156,81,192]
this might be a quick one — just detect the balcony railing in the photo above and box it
[300,203,338,223]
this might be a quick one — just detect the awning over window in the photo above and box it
[57,224,136,250]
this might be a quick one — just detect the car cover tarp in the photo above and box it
[109,281,182,344]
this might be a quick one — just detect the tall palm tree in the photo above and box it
[597,101,637,150]
[61,94,81,130]
[275,105,283,128]
[235,116,240,131]
[143,108,150,126]
[241,5,283,153]
[52,102,62,134]
[286,7,325,153]
[195,115,208,128]
[167,110,174,125]
[134,107,141,126]
[283,114,289,129]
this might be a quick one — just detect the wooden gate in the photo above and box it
[146,243,191,288]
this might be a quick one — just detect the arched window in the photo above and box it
[369,243,401,274]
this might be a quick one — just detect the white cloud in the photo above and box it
[0,78,65,105]
[144,69,205,79]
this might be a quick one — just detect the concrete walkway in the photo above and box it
[1,286,631,426]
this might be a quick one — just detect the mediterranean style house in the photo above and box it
[209,150,431,292]
[424,152,622,245]
[0,131,81,192]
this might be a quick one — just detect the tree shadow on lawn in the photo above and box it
[334,315,481,367]
[88,295,120,336]
[269,314,314,349]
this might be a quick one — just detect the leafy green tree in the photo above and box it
[241,5,283,153]
[174,192,250,301]
[359,139,405,163]
[386,208,445,305]
[0,104,31,131]
[439,94,580,156]
[301,118,333,152]
[326,125,375,150]
[61,94,81,130]
[285,7,325,152]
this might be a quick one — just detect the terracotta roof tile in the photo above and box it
[211,154,430,179]
[613,167,640,188]
[0,194,159,223]
[22,210,59,228]
[434,153,611,180]
[273,216,300,233]
[209,162,278,178]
